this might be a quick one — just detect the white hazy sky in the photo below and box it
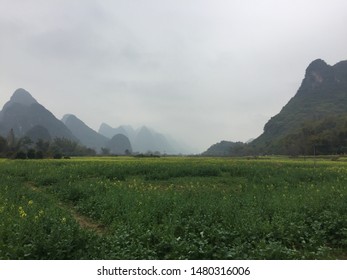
[1,0,346,152]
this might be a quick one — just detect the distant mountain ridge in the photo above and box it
[62,114,133,155]
[99,123,189,154]
[99,123,135,141]
[0,88,190,155]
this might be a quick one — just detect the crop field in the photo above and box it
[0,156,346,260]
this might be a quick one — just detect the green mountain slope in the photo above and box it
[252,59,347,154]
[203,59,347,156]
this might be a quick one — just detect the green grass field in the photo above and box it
[0,156,346,259]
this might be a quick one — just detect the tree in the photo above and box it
[17,136,33,152]
[35,139,50,157]
[50,137,96,157]
[0,136,7,155]
[6,128,15,149]
[51,138,78,156]
[101,147,110,156]
[15,151,27,159]
[27,149,36,159]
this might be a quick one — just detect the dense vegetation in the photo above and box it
[279,114,347,155]
[1,157,346,259]
[204,114,347,156]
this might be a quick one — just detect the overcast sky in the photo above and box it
[1,0,346,152]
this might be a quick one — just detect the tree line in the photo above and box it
[0,129,96,159]
[279,114,347,156]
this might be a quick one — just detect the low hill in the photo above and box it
[107,134,132,155]
[202,141,245,156]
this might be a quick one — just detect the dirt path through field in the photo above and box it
[67,207,107,235]
[25,181,107,235]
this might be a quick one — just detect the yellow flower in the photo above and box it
[28,200,34,206]
[18,206,27,218]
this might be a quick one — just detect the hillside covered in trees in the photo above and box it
[204,59,347,156]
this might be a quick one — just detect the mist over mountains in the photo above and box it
[98,123,190,154]
[0,89,191,155]
[2,58,346,157]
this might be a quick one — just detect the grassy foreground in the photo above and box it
[0,156,346,259]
